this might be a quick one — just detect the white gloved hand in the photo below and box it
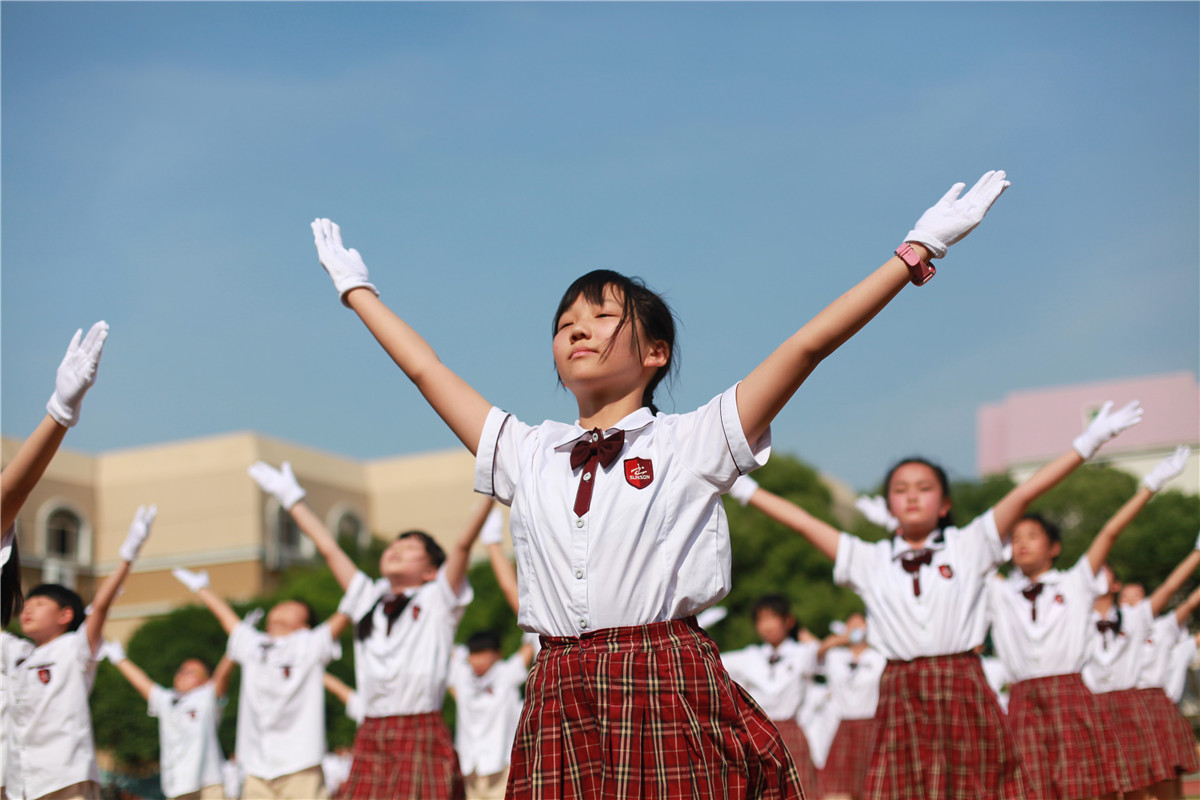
[1143,445,1191,493]
[904,170,1010,259]
[311,218,379,307]
[855,495,899,532]
[100,639,127,664]
[1072,400,1143,460]
[1195,530,1200,552]
[248,461,306,510]
[119,505,157,562]
[696,606,728,629]
[46,321,109,427]
[244,608,265,628]
[480,507,505,546]
[728,475,759,506]
[172,567,210,593]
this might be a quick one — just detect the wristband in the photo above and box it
[896,243,936,286]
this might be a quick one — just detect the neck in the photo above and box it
[1021,563,1052,582]
[575,387,647,431]
[1094,594,1115,615]
[897,527,935,548]
[849,642,868,656]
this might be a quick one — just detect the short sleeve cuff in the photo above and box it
[976,509,1003,566]
[723,383,771,474]
[337,571,380,622]
[1072,554,1108,596]
[832,532,858,587]
[227,620,256,662]
[473,407,510,497]
[147,684,170,718]
[436,565,474,609]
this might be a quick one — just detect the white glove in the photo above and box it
[696,606,728,629]
[46,321,109,427]
[100,639,127,664]
[248,461,306,510]
[829,620,847,636]
[855,495,899,532]
[480,507,505,546]
[172,566,210,593]
[311,218,379,307]
[1143,445,1191,493]
[119,505,157,562]
[728,475,759,506]
[1195,530,1200,552]
[1072,400,1143,460]
[904,170,1010,259]
[244,608,265,628]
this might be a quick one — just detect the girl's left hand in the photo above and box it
[904,170,1010,258]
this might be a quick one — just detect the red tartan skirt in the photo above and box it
[1007,673,1127,799]
[339,711,465,800]
[863,653,1029,800]
[506,616,806,800]
[1135,687,1200,778]
[1093,687,1167,792]
[774,719,821,799]
[820,718,877,799]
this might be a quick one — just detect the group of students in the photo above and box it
[1,168,1198,800]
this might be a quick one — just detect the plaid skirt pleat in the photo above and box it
[863,653,1029,800]
[820,718,877,799]
[505,616,806,800]
[1135,688,1200,778]
[774,719,821,799]
[1093,688,1162,792]
[339,712,465,800]
[1006,673,1127,799]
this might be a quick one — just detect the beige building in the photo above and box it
[2,431,483,642]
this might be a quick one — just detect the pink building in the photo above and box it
[977,371,1199,494]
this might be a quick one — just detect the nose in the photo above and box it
[569,322,587,342]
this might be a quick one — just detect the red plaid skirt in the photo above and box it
[1093,688,1168,791]
[1007,673,1127,799]
[820,718,877,799]
[774,719,821,799]
[1136,688,1200,778]
[863,653,1029,800]
[506,617,806,799]
[339,712,465,800]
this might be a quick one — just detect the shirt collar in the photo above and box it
[550,406,656,450]
[1010,567,1065,590]
[890,529,946,560]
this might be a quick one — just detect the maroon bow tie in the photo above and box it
[899,549,934,597]
[1021,583,1044,622]
[383,594,411,634]
[1096,619,1119,635]
[569,428,625,517]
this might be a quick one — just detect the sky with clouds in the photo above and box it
[2,1,1197,492]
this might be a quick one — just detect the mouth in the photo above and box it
[569,348,595,360]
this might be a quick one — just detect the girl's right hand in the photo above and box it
[311,218,379,306]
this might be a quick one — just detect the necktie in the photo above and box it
[899,549,934,597]
[1021,583,1044,622]
[383,594,410,634]
[570,428,625,517]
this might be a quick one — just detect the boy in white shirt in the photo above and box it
[4,505,155,800]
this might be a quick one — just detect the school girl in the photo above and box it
[1085,538,1200,800]
[307,169,1009,799]
[818,614,885,800]
[726,398,1143,800]
[985,445,1190,799]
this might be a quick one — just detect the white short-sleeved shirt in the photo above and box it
[148,683,225,798]
[1082,599,1154,694]
[832,511,1003,661]
[797,679,838,769]
[979,655,1012,713]
[1,631,35,793]
[4,629,101,800]
[226,621,339,780]
[987,555,1108,682]
[473,385,770,637]
[1136,613,1185,690]
[822,646,887,721]
[448,650,529,776]
[721,639,818,720]
[1165,633,1198,704]
[340,567,472,717]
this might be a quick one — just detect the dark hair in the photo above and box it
[2,536,23,627]
[466,629,503,654]
[552,269,679,415]
[1019,513,1061,546]
[882,457,955,529]
[25,584,85,632]
[397,530,446,569]
[288,599,318,629]
[753,593,800,640]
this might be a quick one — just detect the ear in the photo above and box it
[642,339,669,369]
[421,563,439,584]
[57,605,75,628]
[938,496,952,519]
[1049,541,1062,561]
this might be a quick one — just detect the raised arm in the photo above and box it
[173,567,242,635]
[480,507,520,613]
[312,219,492,454]
[1149,532,1200,618]
[86,505,155,653]
[248,461,358,590]
[212,655,235,700]
[991,400,1143,539]
[736,172,1009,443]
[325,611,351,640]
[1086,446,1191,574]
[1171,581,1200,627]
[729,474,841,561]
[101,640,155,702]
[323,671,355,705]
[445,497,496,595]
[1,321,108,532]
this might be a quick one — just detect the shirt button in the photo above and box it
[591,432,599,442]
[579,618,588,627]
[575,519,584,528]
[575,569,583,579]
[583,472,592,482]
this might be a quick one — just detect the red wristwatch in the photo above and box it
[895,242,936,286]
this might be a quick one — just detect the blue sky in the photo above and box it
[3,2,1197,492]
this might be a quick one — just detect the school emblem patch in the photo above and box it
[1055,594,1064,604]
[412,606,421,621]
[938,564,953,579]
[38,667,51,685]
[282,666,291,679]
[624,458,653,489]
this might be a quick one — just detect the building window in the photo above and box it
[274,507,306,566]
[45,508,81,561]
[335,511,364,548]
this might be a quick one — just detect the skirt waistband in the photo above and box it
[538,616,703,652]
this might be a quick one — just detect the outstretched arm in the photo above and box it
[736,172,1009,443]
[312,219,493,454]
[1,417,67,533]
[445,497,496,595]
[173,567,242,635]
[101,640,155,702]
[86,505,155,653]
[480,507,520,613]
[212,655,236,700]
[991,400,1144,540]
[1149,534,1200,618]
[729,475,841,561]
[323,671,355,705]
[248,461,358,590]
[1172,582,1200,627]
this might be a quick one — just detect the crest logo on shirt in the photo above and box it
[624,458,653,489]
[187,710,197,721]
[282,665,292,679]
[37,667,51,685]
[938,564,953,579]
[1055,594,1064,605]
[412,606,422,621]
